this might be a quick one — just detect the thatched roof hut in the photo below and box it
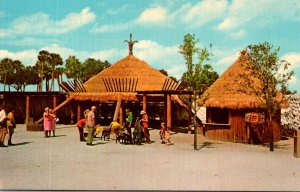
[200,51,282,143]
[84,54,172,93]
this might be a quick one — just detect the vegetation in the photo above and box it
[0,51,111,92]
[179,33,219,150]
[242,42,294,151]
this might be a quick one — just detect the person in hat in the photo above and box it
[86,106,96,146]
[140,110,151,144]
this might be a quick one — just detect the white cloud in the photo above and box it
[218,0,300,31]
[0,49,38,66]
[282,52,300,70]
[11,7,95,35]
[136,6,168,24]
[134,40,185,79]
[182,0,228,28]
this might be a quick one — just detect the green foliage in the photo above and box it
[243,41,294,151]
[244,42,294,113]
[179,33,218,93]
[81,58,111,82]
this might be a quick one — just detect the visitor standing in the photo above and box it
[159,122,166,144]
[7,108,16,146]
[125,108,133,143]
[140,110,151,144]
[43,107,52,138]
[86,106,96,146]
[0,104,8,147]
[49,108,56,137]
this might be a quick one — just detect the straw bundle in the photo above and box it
[199,51,285,110]
[83,54,173,93]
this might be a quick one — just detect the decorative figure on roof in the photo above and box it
[124,33,138,55]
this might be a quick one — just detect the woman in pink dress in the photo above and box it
[49,108,56,137]
[43,107,52,138]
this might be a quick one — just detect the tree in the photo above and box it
[242,42,294,151]
[0,58,14,91]
[6,60,25,91]
[179,33,219,150]
[81,58,110,82]
[65,55,82,84]
[36,50,51,92]
[49,53,63,91]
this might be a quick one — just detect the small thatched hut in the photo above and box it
[199,51,282,143]
[65,53,187,128]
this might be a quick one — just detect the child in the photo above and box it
[165,127,172,145]
[159,122,166,144]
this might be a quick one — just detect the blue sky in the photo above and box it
[0,0,300,92]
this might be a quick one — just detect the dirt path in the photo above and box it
[0,124,299,191]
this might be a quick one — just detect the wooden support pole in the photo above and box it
[113,97,122,122]
[25,95,30,124]
[143,94,147,112]
[167,94,172,129]
[164,94,167,126]
[119,104,123,128]
[77,102,81,122]
[53,96,57,109]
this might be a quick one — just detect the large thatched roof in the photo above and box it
[83,54,172,93]
[199,51,284,109]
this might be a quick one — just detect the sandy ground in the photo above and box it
[0,124,299,191]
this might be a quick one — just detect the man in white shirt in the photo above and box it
[86,106,96,146]
[0,104,8,147]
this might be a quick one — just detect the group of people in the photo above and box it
[75,106,173,146]
[0,104,16,147]
[43,107,57,138]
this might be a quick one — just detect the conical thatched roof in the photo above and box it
[83,54,172,93]
[199,51,285,109]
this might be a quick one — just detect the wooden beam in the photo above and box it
[53,95,57,109]
[143,94,147,112]
[119,104,123,128]
[113,97,122,122]
[167,94,172,129]
[25,95,30,124]
[77,102,81,122]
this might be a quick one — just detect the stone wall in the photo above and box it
[281,94,300,136]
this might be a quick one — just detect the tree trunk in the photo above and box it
[193,91,197,150]
[268,111,274,151]
[51,67,54,92]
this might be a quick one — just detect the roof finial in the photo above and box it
[124,33,138,55]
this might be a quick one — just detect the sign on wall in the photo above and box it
[245,113,265,124]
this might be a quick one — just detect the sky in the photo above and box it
[0,0,300,92]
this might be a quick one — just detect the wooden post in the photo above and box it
[53,95,57,109]
[119,104,123,128]
[167,94,172,129]
[25,95,30,124]
[143,94,147,112]
[113,97,122,122]
[77,102,81,122]
[163,94,167,125]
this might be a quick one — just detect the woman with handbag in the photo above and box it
[7,108,16,146]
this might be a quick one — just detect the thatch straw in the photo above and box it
[70,92,138,101]
[83,54,175,93]
[199,51,286,109]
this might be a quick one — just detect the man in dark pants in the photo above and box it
[125,109,133,143]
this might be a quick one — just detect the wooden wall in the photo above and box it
[204,108,281,143]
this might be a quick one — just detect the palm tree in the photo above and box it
[49,53,63,91]
[0,58,14,91]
